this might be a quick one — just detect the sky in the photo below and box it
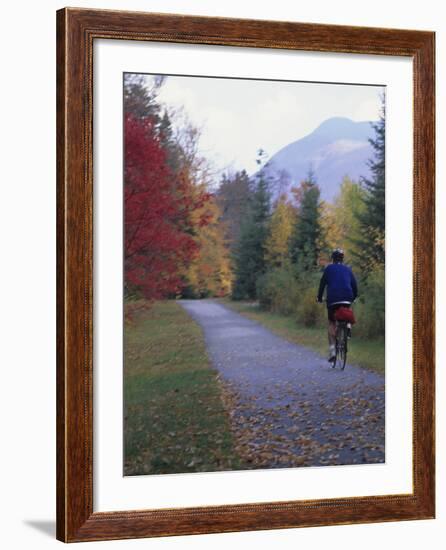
[139,73,383,178]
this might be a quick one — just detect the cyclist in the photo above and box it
[317,248,358,364]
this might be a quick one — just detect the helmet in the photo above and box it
[331,248,344,262]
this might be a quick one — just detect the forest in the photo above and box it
[124,74,385,339]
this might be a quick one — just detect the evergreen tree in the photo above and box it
[123,73,164,123]
[290,168,322,271]
[232,155,271,299]
[216,170,251,252]
[354,95,386,271]
[158,109,184,173]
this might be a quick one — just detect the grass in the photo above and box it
[222,299,385,375]
[124,299,243,475]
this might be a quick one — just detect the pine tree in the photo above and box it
[354,95,386,272]
[290,168,322,271]
[216,170,252,252]
[158,109,185,173]
[232,156,271,299]
[123,73,164,123]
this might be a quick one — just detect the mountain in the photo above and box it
[258,117,376,203]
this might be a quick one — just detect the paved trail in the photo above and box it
[180,300,384,469]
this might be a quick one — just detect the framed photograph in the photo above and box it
[56,7,435,542]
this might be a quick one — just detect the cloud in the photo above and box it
[326,140,369,155]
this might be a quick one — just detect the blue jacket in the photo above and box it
[317,263,358,306]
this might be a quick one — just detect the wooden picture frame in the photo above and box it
[56,7,435,542]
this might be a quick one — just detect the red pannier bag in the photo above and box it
[334,306,356,324]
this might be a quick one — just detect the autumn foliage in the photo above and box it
[123,75,384,339]
[124,114,209,300]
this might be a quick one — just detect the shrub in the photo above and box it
[354,266,385,338]
[298,286,325,327]
[256,267,326,327]
[250,259,384,338]
[291,270,326,327]
[256,267,299,315]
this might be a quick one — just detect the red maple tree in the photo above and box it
[124,114,209,300]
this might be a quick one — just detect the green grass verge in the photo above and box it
[222,300,385,375]
[124,300,243,475]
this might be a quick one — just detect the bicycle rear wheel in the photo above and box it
[335,323,348,370]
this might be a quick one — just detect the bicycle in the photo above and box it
[317,298,355,370]
[333,318,350,370]
[332,302,355,370]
